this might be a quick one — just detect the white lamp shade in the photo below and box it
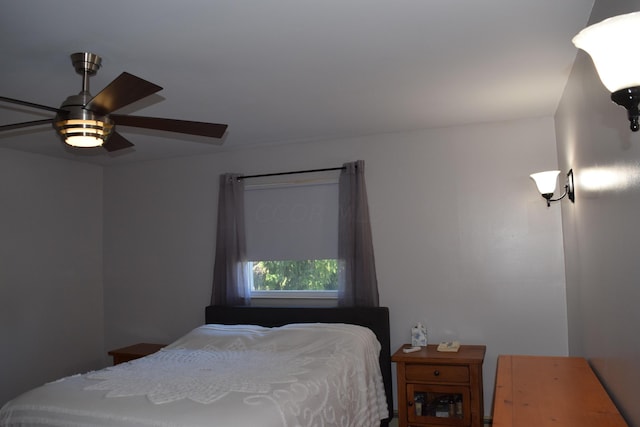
[572,11,640,93]
[530,170,560,195]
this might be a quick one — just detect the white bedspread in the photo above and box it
[0,323,388,427]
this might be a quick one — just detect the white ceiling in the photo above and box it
[0,0,595,166]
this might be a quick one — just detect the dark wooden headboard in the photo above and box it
[205,305,393,426]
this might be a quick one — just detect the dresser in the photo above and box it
[392,344,486,427]
[493,355,627,426]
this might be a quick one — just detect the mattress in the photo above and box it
[0,323,388,427]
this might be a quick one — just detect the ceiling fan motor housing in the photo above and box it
[52,53,113,147]
[71,52,102,77]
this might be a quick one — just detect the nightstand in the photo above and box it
[108,343,165,365]
[392,344,486,427]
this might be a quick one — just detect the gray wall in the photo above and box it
[555,1,640,425]
[103,116,567,416]
[0,118,569,418]
[0,149,104,406]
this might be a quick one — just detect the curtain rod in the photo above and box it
[237,166,346,180]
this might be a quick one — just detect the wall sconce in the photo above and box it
[573,11,640,131]
[530,169,575,207]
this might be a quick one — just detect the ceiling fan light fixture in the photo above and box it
[54,118,113,148]
[0,52,228,153]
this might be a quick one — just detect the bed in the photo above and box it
[0,305,393,427]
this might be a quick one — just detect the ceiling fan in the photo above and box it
[0,52,228,152]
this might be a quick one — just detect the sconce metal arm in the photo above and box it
[540,169,575,207]
[543,186,569,207]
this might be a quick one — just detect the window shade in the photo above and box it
[244,181,339,261]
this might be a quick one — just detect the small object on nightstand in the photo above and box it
[108,343,165,365]
[437,340,460,352]
[403,346,422,353]
[411,323,428,347]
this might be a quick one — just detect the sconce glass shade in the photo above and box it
[572,12,640,93]
[530,170,560,195]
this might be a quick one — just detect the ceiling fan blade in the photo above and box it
[102,131,135,152]
[0,118,53,132]
[85,72,163,115]
[0,96,61,113]
[111,114,228,139]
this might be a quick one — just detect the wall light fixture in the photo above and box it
[530,169,575,207]
[573,11,640,131]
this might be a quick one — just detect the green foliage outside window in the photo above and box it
[251,260,338,291]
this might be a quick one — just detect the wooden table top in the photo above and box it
[392,344,486,364]
[493,355,627,427]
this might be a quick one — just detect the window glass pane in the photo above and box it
[251,259,338,291]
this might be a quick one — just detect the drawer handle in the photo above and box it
[433,370,440,376]
[408,401,414,407]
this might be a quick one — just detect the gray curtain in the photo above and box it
[210,173,250,306]
[338,160,380,307]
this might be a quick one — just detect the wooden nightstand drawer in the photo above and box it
[406,364,469,383]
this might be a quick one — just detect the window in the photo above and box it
[244,175,339,299]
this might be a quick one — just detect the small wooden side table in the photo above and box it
[392,344,486,427]
[108,343,165,365]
